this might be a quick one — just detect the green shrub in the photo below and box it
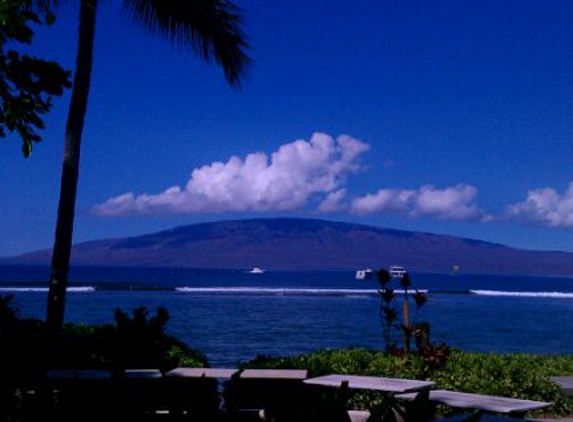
[0,296,209,421]
[242,348,573,417]
[54,306,209,372]
[0,297,208,380]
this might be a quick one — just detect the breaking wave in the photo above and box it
[175,287,428,296]
[0,286,96,293]
[470,290,573,299]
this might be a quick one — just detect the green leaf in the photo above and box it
[45,11,56,26]
[22,140,31,157]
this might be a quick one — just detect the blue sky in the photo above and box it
[2,0,573,257]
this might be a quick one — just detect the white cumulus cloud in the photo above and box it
[318,189,348,212]
[505,182,573,228]
[92,132,369,216]
[350,184,489,221]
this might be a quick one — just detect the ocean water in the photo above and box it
[1,265,573,366]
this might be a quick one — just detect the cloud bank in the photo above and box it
[92,133,369,216]
[506,182,573,228]
[350,184,489,221]
[97,131,573,228]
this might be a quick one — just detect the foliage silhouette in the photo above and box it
[0,0,71,156]
[376,269,429,353]
[0,296,207,421]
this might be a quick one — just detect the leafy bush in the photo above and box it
[52,306,209,372]
[0,0,71,156]
[0,296,208,421]
[242,348,573,417]
[1,295,208,376]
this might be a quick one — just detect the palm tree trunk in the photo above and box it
[46,0,98,330]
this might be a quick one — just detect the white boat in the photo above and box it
[355,268,373,280]
[247,267,266,274]
[389,265,407,278]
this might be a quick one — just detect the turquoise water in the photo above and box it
[1,265,573,366]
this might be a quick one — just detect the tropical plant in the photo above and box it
[0,297,208,421]
[376,269,429,353]
[0,0,71,156]
[26,0,250,329]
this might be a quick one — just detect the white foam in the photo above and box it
[0,286,95,293]
[471,290,573,299]
[175,287,427,296]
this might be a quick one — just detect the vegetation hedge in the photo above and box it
[1,296,208,421]
[1,298,206,399]
[243,348,573,417]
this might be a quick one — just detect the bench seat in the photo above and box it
[396,389,550,416]
[551,376,573,397]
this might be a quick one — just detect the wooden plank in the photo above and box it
[348,410,371,422]
[46,370,111,379]
[304,374,435,393]
[166,367,238,379]
[239,369,308,380]
[432,414,536,421]
[397,390,551,414]
[551,376,573,397]
[124,369,162,379]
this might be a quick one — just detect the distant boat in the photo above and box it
[247,267,266,274]
[450,264,460,276]
[389,265,407,278]
[355,268,373,280]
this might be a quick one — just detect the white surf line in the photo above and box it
[471,290,573,298]
[175,287,428,295]
[0,286,96,293]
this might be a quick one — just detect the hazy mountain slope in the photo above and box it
[4,218,573,276]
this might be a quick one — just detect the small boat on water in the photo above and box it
[355,268,373,280]
[389,265,407,278]
[247,267,266,274]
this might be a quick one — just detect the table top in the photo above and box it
[551,376,573,397]
[398,390,550,414]
[47,370,112,379]
[166,368,239,379]
[432,414,533,422]
[239,369,308,380]
[123,369,163,379]
[303,374,435,393]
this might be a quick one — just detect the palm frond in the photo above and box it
[122,0,250,89]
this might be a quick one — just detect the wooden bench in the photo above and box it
[551,376,573,397]
[302,374,434,422]
[304,374,435,394]
[347,409,371,422]
[430,414,542,421]
[224,369,309,420]
[396,389,551,418]
[164,367,239,419]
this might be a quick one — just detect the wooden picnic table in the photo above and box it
[44,369,118,419]
[551,376,573,397]
[224,369,309,419]
[304,374,435,394]
[163,368,239,420]
[46,369,112,379]
[239,369,308,380]
[432,414,540,421]
[302,374,434,422]
[124,369,162,379]
[165,367,238,379]
[397,389,551,418]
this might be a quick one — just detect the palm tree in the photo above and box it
[30,0,250,329]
